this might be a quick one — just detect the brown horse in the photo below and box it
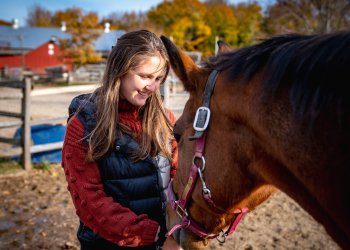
[161,31,350,250]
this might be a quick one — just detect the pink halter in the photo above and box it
[166,70,248,243]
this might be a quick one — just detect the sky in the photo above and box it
[0,0,253,27]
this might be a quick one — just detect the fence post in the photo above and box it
[21,77,31,170]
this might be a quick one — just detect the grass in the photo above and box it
[0,158,23,174]
[0,158,53,175]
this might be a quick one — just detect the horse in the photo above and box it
[160,30,350,250]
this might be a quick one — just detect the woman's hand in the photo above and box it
[161,236,182,250]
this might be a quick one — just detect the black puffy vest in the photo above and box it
[69,94,170,249]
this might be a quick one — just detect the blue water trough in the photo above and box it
[13,124,66,163]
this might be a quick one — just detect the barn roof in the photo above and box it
[0,25,125,53]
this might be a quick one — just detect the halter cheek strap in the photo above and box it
[189,69,219,140]
[167,70,248,243]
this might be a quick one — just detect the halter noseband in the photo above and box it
[167,70,248,243]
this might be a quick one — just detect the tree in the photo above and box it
[104,11,147,32]
[148,0,211,53]
[204,1,238,54]
[26,4,53,27]
[232,2,263,46]
[25,6,103,67]
[53,8,103,67]
[263,0,350,35]
[148,0,264,56]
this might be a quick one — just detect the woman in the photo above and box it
[62,30,180,249]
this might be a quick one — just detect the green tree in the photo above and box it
[53,8,103,67]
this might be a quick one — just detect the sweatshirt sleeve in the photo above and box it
[61,115,159,247]
[165,108,178,179]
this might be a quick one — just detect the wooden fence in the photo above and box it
[0,77,32,170]
[0,74,186,171]
[0,77,64,170]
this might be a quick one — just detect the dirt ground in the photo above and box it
[0,165,341,250]
[0,84,342,249]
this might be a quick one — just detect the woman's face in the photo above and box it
[120,56,166,107]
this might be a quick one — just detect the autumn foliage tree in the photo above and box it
[204,0,238,54]
[232,2,262,46]
[102,11,145,32]
[205,1,262,50]
[26,4,53,27]
[148,0,211,53]
[26,5,103,67]
[148,0,263,56]
[53,8,103,67]
[24,1,350,60]
[263,0,350,34]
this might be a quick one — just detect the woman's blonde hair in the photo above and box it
[87,30,172,161]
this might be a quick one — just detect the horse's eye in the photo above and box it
[173,122,181,142]
[174,132,181,143]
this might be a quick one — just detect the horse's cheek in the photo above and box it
[166,204,177,230]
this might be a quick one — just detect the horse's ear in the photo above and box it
[217,40,232,54]
[161,35,199,92]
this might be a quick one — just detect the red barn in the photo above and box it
[0,40,72,78]
[0,25,124,80]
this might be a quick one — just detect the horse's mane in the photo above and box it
[204,30,350,125]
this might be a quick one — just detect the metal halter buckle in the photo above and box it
[193,107,211,132]
[175,201,188,218]
[216,230,227,243]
